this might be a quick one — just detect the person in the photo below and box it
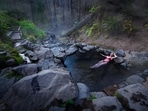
[90,52,117,69]
[100,52,117,62]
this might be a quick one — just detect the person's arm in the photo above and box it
[100,53,106,57]
[112,53,117,59]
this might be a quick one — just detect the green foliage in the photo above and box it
[122,19,137,36]
[89,5,101,13]
[89,95,96,101]
[0,42,23,68]
[0,11,18,36]
[0,10,19,44]
[102,16,120,32]
[86,23,99,36]
[61,99,74,107]
[19,20,46,41]
[144,24,148,30]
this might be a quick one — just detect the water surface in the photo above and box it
[64,51,146,91]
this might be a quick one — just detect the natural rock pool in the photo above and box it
[64,50,147,92]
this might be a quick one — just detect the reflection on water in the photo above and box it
[64,51,145,91]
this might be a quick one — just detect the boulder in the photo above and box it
[116,83,148,111]
[114,57,124,64]
[51,47,66,58]
[0,75,15,99]
[75,83,90,106]
[3,69,78,111]
[92,96,124,111]
[116,49,126,57]
[12,64,38,76]
[25,50,38,62]
[75,83,90,99]
[126,75,144,85]
[65,45,78,56]
[6,59,16,67]
[82,45,95,51]
[90,92,107,99]
[38,59,55,70]
[34,47,53,59]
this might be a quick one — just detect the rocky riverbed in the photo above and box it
[0,33,148,111]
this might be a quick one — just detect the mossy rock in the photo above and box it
[0,43,23,68]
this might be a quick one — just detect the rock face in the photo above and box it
[3,69,78,111]
[12,64,38,76]
[0,75,15,99]
[116,83,148,111]
[126,75,144,85]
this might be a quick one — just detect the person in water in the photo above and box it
[90,52,117,69]
[100,52,117,62]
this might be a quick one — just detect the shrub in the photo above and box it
[19,20,46,41]
[0,10,18,42]
[102,16,121,34]
[122,19,137,37]
[86,23,99,36]
[89,5,101,13]
[0,43,23,68]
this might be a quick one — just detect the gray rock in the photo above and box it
[0,75,15,99]
[76,83,90,100]
[0,68,12,77]
[0,51,6,55]
[3,69,78,111]
[82,45,95,51]
[6,59,16,66]
[12,64,38,76]
[25,50,38,62]
[75,83,90,106]
[92,96,124,111]
[116,83,148,111]
[116,49,126,57]
[51,47,66,58]
[126,75,144,85]
[38,59,55,70]
[35,47,53,59]
[114,57,124,64]
[90,92,107,99]
[10,32,21,40]
[120,60,130,68]
[65,45,78,56]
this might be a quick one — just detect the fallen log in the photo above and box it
[63,13,95,36]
